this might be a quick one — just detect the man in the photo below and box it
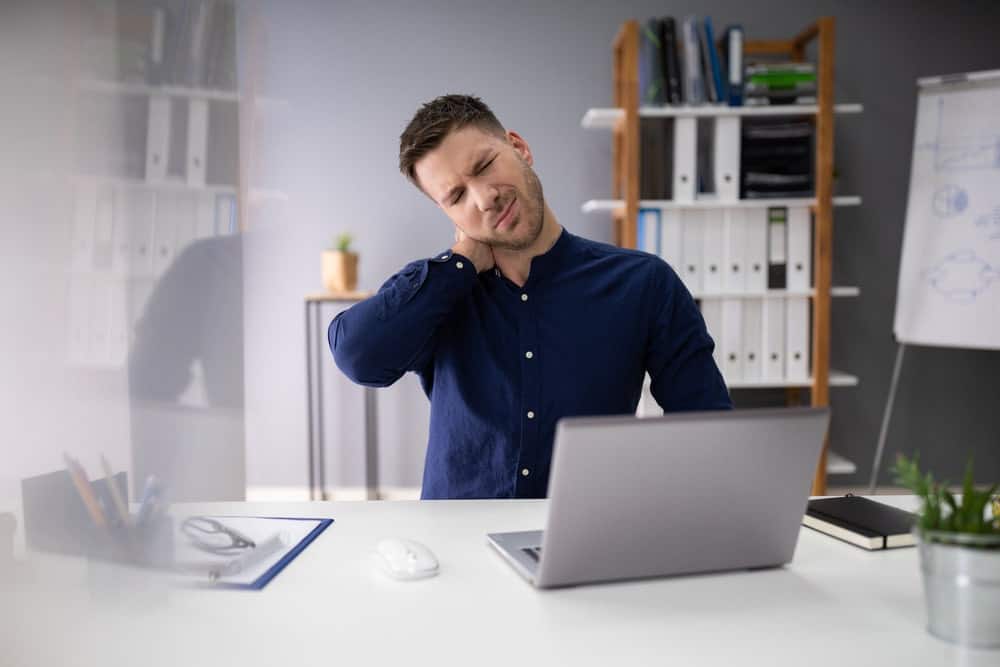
[330,94,730,500]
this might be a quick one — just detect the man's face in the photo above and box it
[414,125,545,251]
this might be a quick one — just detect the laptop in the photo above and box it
[487,407,830,588]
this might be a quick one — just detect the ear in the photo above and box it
[505,130,533,166]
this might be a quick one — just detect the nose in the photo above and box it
[470,182,500,213]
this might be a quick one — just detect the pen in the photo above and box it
[63,453,107,529]
[135,476,162,526]
[100,455,131,526]
[209,532,287,582]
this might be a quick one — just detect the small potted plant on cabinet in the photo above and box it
[322,233,358,293]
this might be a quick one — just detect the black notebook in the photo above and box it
[803,495,917,550]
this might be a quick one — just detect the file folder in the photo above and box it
[741,298,763,382]
[785,296,810,380]
[723,208,746,293]
[638,208,661,254]
[762,297,786,380]
[131,193,155,277]
[195,193,217,240]
[680,210,704,293]
[700,299,724,371]
[713,117,741,201]
[187,99,209,187]
[745,208,768,293]
[767,206,788,289]
[672,117,697,202]
[787,206,812,292]
[152,196,178,277]
[725,25,744,106]
[721,299,744,382]
[702,212,724,294]
[658,208,683,271]
[145,95,171,182]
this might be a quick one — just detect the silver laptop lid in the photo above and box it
[536,407,829,588]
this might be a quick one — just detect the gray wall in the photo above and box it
[244,0,1000,494]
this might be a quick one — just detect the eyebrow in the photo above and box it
[440,150,493,205]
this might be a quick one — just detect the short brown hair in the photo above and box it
[398,94,505,188]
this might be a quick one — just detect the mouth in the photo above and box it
[494,196,518,231]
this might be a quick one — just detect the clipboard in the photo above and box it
[176,516,333,590]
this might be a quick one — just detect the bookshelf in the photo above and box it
[66,1,250,371]
[587,17,858,494]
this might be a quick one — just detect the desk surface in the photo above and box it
[4,496,996,666]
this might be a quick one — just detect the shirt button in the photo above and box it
[527,411,535,419]
[521,293,528,302]
[456,261,464,269]
[525,351,533,359]
[521,468,530,477]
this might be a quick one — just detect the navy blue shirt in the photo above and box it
[329,228,731,499]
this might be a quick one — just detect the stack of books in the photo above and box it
[638,16,744,108]
[741,118,815,198]
[745,62,817,106]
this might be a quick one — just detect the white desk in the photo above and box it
[4,496,997,666]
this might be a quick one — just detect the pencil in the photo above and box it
[100,455,131,526]
[63,454,108,529]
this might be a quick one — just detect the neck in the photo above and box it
[493,203,562,287]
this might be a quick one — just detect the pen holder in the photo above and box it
[22,469,174,569]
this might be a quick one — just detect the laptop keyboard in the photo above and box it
[521,546,543,562]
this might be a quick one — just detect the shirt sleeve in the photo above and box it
[329,250,479,387]
[645,261,733,412]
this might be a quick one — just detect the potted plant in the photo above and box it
[892,453,1000,648]
[322,233,358,293]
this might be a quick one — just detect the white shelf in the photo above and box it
[725,370,858,389]
[77,78,240,102]
[75,175,238,195]
[581,103,864,128]
[826,451,857,475]
[582,196,861,213]
[693,287,860,299]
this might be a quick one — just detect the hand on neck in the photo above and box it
[493,203,562,287]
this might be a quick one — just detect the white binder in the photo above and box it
[745,208,768,293]
[721,298,744,382]
[93,188,114,271]
[742,298,763,382]
[88,275,112,366]
[187,99,209,186]
[195,193,217,240]
[145,95,171,182]
[172,193,199,256]
[680,210,704,293]
[152,195,178,277]
[785,296,810,380]
[713,116,741,202]
[72,183,97,272]
[108,279,128,367]
[762,297,786,381]
[672,117,697,202]
[702,211,724,294]
[130,192,155,277]
[700,299,724,371]
[787,206,812,292]
[638,208,661,254]
[658,208,683,272]
[723,208,746,293]
[67,275,91,364]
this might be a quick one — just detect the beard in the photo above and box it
[478,158,545,251]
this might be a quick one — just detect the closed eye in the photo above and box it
[476,156,496,174]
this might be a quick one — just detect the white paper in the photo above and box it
[174,516,328,586]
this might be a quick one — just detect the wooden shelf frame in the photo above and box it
[604,17,848,495]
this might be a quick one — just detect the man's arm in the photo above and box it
[329,233,494,387]
[645,262,733,412]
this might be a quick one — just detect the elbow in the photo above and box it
[328,315,399,388]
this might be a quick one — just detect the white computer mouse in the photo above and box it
[373,538,440,580]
